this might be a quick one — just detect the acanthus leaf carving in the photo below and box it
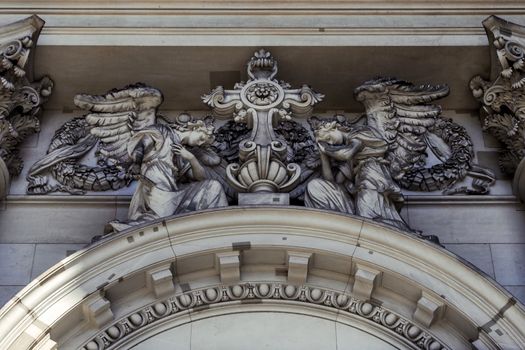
[470,16,525,176]
[0,15,54,198]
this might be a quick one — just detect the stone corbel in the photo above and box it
[470,16,525,201]
[286,251,311,285]
[413,291,446,327]
[352,264,382,301]
[216,251,241,284]
[146,264,175,298]
[82,293,114,329]
[0,15,53,199]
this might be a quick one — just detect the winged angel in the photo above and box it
[27,84,229,231]
[303,78,495,230]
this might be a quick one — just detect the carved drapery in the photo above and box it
[470,16,525,200]
[28,50,493,233]
[0,15,53,198]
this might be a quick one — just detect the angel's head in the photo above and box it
[178,120,215,147]
[314,121,345,145]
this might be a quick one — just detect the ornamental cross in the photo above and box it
[203,49,323,193]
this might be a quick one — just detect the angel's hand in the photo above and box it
[330,148,355,161]
[172,144,195,160]
[317,142,326,154]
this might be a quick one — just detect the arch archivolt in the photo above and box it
[0,207,523,350]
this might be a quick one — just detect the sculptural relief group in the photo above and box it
[26,49,497,233]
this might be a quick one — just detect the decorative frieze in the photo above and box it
[81,283,448,350]
[0,15,53,198]
[26,50,494,233]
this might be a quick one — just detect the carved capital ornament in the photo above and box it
[0,15,53,198]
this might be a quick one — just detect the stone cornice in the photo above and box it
[0,4,522,46]
[0,1,524,12]
[4,194,521,205]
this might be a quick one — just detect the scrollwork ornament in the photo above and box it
[470,16,525,176]
[0,16,53,198]
[203,49,323,193]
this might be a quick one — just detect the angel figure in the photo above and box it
[109,118,228,231]
[304,120,409,231]
[27,84,234,202]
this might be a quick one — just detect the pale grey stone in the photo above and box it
[444,244,495,278]
[0,244,34,285]
[491,244,525,285]
[0,286,23,308]
[0,202,117,244]
[408,203,525,244]
[31,244,86,280]
[238,193,290,205]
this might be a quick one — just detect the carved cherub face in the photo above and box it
[186,129,212,147]
[182,121,215,147]
[315,122,345,145]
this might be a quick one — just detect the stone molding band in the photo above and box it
[82,283,447,350]
[0,207,523,349]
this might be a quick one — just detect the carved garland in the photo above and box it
[81,283,448,350]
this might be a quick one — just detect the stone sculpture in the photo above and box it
[0,15,53,198]
[469,15,525,201]
[28,84,228,231]
[305,119,407,230]
[303,78,496,229]
[470,15,525,176]
[27,50,495,233]
[203,49,323,198]
[109,117,228,231]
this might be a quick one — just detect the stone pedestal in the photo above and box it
[238,193,290,205]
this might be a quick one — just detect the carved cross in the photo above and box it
[203,49,323,193]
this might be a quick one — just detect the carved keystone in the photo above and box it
[216,251,241,284]
[82,293,113,328]
[352,265,381,301]
[287,251,311,285]
[413,292,446,327]
[146,265,175,298]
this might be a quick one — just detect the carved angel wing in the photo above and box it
[354,77,494,194]
[74,83,163,166]
[354,78,449,181]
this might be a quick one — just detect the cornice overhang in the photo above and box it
[1,3,524,46]
[0,207,523,349]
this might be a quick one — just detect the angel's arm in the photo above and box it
[326,139,363,162]
[319,151,334,182]
[172,145,206,181]
[317,143,335,182]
